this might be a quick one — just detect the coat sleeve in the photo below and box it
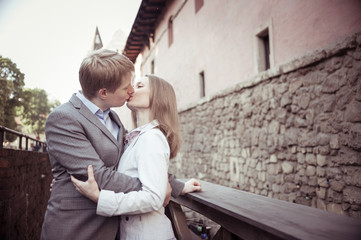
[45,108,141,193]
[97,129,169,216]
[169,174,184,198]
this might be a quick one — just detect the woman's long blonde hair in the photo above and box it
[131,75,180,159]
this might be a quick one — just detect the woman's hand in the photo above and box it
[71,165,100,203]
[181,178,202,195]
[50,179,54,192]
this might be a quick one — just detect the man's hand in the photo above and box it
[163,182,172,207]
[182,178,202,195]
[71,165,100,203]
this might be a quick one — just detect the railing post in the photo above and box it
[19,135,22,150]
[0,128,4,148]
[25,137,29,150]
[166,201,199,240]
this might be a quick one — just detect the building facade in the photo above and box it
[125,0,361,109]
[123,0,361,218]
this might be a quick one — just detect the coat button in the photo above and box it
[125,216,129,221]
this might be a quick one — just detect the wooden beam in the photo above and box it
[172,180,361,240]
[165,202,200,240]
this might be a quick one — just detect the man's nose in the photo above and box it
[128,85,134,95]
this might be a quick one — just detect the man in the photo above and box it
[40,49,197,240]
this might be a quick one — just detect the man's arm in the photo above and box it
[46,109,141,193]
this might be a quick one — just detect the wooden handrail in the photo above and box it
[0,125,46,151]
[168,180,361,240]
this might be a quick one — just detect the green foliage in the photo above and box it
[17,88,61,136]
[0,55,25,141]
[1,55,61,141]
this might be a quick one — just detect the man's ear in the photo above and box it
[98,88,107,100]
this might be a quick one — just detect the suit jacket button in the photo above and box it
[125,216,129,221]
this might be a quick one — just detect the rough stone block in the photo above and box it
[345,101,361,122]
[329,135,340,149]
[330,179,345,192]
[316,154,327,167]
[285,128,298,145]
[269,154,277,163]
[342,166,361,187]
[317,167,326,178]
[327,203,346,216]
[328,188,344,203]
[343,187,361,205]
[267,163,281,175]
[316,198,327,210]
[305,165,316,176]
[306,153,317,166]
[294,116,308,128]
[281,161,294,174]
[322,70,343,93]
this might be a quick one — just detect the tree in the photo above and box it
[1,55,61,140]
[17,88,60,136]
[0,55,25,141]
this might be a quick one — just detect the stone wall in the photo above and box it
[170,32,361,219]
[0,149,52,240]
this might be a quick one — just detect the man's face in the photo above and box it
[105,73,134,108]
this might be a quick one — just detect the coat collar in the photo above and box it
[135,120,159,134]
[124,120,159,152]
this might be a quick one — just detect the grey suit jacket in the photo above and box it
[40,94,184,240]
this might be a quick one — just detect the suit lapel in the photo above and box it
[109,110,125,167]
[109,110,124,144]
[69,94,121,149]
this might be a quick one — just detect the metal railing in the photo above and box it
[0,125,47,151]
[167,180,361,240]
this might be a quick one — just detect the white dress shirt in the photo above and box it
[97,121,176,240]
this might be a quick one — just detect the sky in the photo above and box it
[0,0,142,103]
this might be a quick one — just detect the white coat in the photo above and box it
[97,121,176,240]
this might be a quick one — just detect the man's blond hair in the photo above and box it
[79,49,134,99]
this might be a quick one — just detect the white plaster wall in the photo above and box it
[136,0,361,109]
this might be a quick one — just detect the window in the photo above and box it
[195,0,204,13]
[257,28,270,71]
[255,24,273,73]
[151,60,154,74]
[199,71,205,98]
[168,16,173,47]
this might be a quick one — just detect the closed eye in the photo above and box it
[135,82,144,88]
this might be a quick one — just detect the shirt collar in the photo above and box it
[132,120,159,133]
[76,91,108,115]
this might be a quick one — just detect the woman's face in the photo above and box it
[126,77,150,111]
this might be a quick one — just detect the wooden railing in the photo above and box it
[0,125,46,151]
[167,180,361,240]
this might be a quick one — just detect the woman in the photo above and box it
[72,75,201,239]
